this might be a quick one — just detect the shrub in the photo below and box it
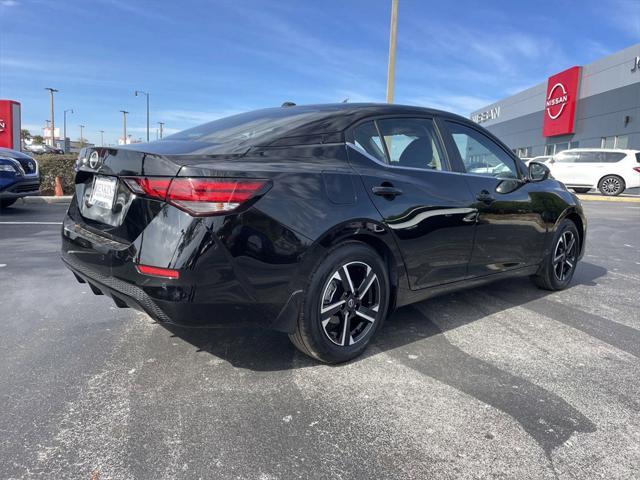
[36,154,77,195]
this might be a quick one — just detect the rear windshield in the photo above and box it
[166,107,330,146]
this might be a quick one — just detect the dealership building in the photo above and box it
[470,44,640,158]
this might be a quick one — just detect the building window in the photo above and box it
[601,136,628,149]
[545,142,574,156]
[515,147,531,158]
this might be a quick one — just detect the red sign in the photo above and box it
[543,66,581,137]
[0,100,21,150]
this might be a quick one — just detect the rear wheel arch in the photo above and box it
[299,220,404,315]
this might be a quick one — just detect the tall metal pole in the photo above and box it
[45,87,58,146]
[135,90,150,142]
[99,130,104,146]
[79,124,85,147]
[386,0,399,104]
[63,109,74,152]
[158,121,164,139]
[146,94,149,142]
[120,110,129,144]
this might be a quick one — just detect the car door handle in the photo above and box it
[476,190,494,204]
[372,186,403,197]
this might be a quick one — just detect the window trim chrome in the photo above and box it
[346,142,466,176]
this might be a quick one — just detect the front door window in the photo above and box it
[445,121,518,179]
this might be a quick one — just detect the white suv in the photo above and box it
[547,148,640,196]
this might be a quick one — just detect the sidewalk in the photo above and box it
[576,194,640,203]
[22,196,72,204]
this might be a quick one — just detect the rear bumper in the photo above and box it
[62,253,173,323]
[61,206,305,332]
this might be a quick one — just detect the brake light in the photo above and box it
[136,264,180,279]
[122,177,171,199]
[123,177,270,216]
[633,167,640,174]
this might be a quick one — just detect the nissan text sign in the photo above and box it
[543,66,581,137]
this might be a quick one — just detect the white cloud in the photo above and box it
[0,0,18,7]
[408,94,496,116]
[605,0,640,39]
[154,109,242,127]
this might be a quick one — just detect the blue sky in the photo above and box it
[0,0,638,145]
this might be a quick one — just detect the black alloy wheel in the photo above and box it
[532,219,580,291]
[320,261,381,347]
[289,242,389,363]
[552,230,578,283]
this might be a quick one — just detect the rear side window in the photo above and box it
[352,121,386,163]
[376,118,445,170]
[577,152,626,163]
[604,152,626,163]
[636,152,640,163]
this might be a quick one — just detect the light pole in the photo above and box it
[158,121,164,139]
[99,130,104,146]
[134,90,150,142]
[386,0,399,103]
[79,124,85,147]
[63,109,74,152]
[119,110,129,144]
[45,87,58,146]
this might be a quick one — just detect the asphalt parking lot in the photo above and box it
[0,200,638,480]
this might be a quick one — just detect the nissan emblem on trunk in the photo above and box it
[89,151,101,169]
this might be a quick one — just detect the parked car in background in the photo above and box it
[0,147,40,208]
[62,103,586,363]
[547,148,640,195]
[24,143,63,155]
[24,143,46,155]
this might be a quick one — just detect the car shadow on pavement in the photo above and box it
[164,261,615,456]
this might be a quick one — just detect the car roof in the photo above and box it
[558,148,638,154]
[154,102,476,155]
[266,102,470,133]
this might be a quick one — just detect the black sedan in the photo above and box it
[61,104,586,363]
[0,147,40,208]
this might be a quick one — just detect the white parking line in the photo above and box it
[0,221,62,225]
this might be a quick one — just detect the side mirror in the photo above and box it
[528,161,550,182]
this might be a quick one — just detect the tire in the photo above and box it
[532,219,580,291]
[572,188,590,194]
[598,175,625,196]
[0,199,17,209]
[289,242,390,363]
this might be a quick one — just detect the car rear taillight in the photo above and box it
[136,264,180,279]
[633,167,640,174]
[123,177,270,216]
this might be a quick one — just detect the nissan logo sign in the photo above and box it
[0,119,5,132]
[88,151,101,169]
[545,82,568,120]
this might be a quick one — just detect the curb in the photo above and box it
[576,194,640,203]
[21,196,72,204]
